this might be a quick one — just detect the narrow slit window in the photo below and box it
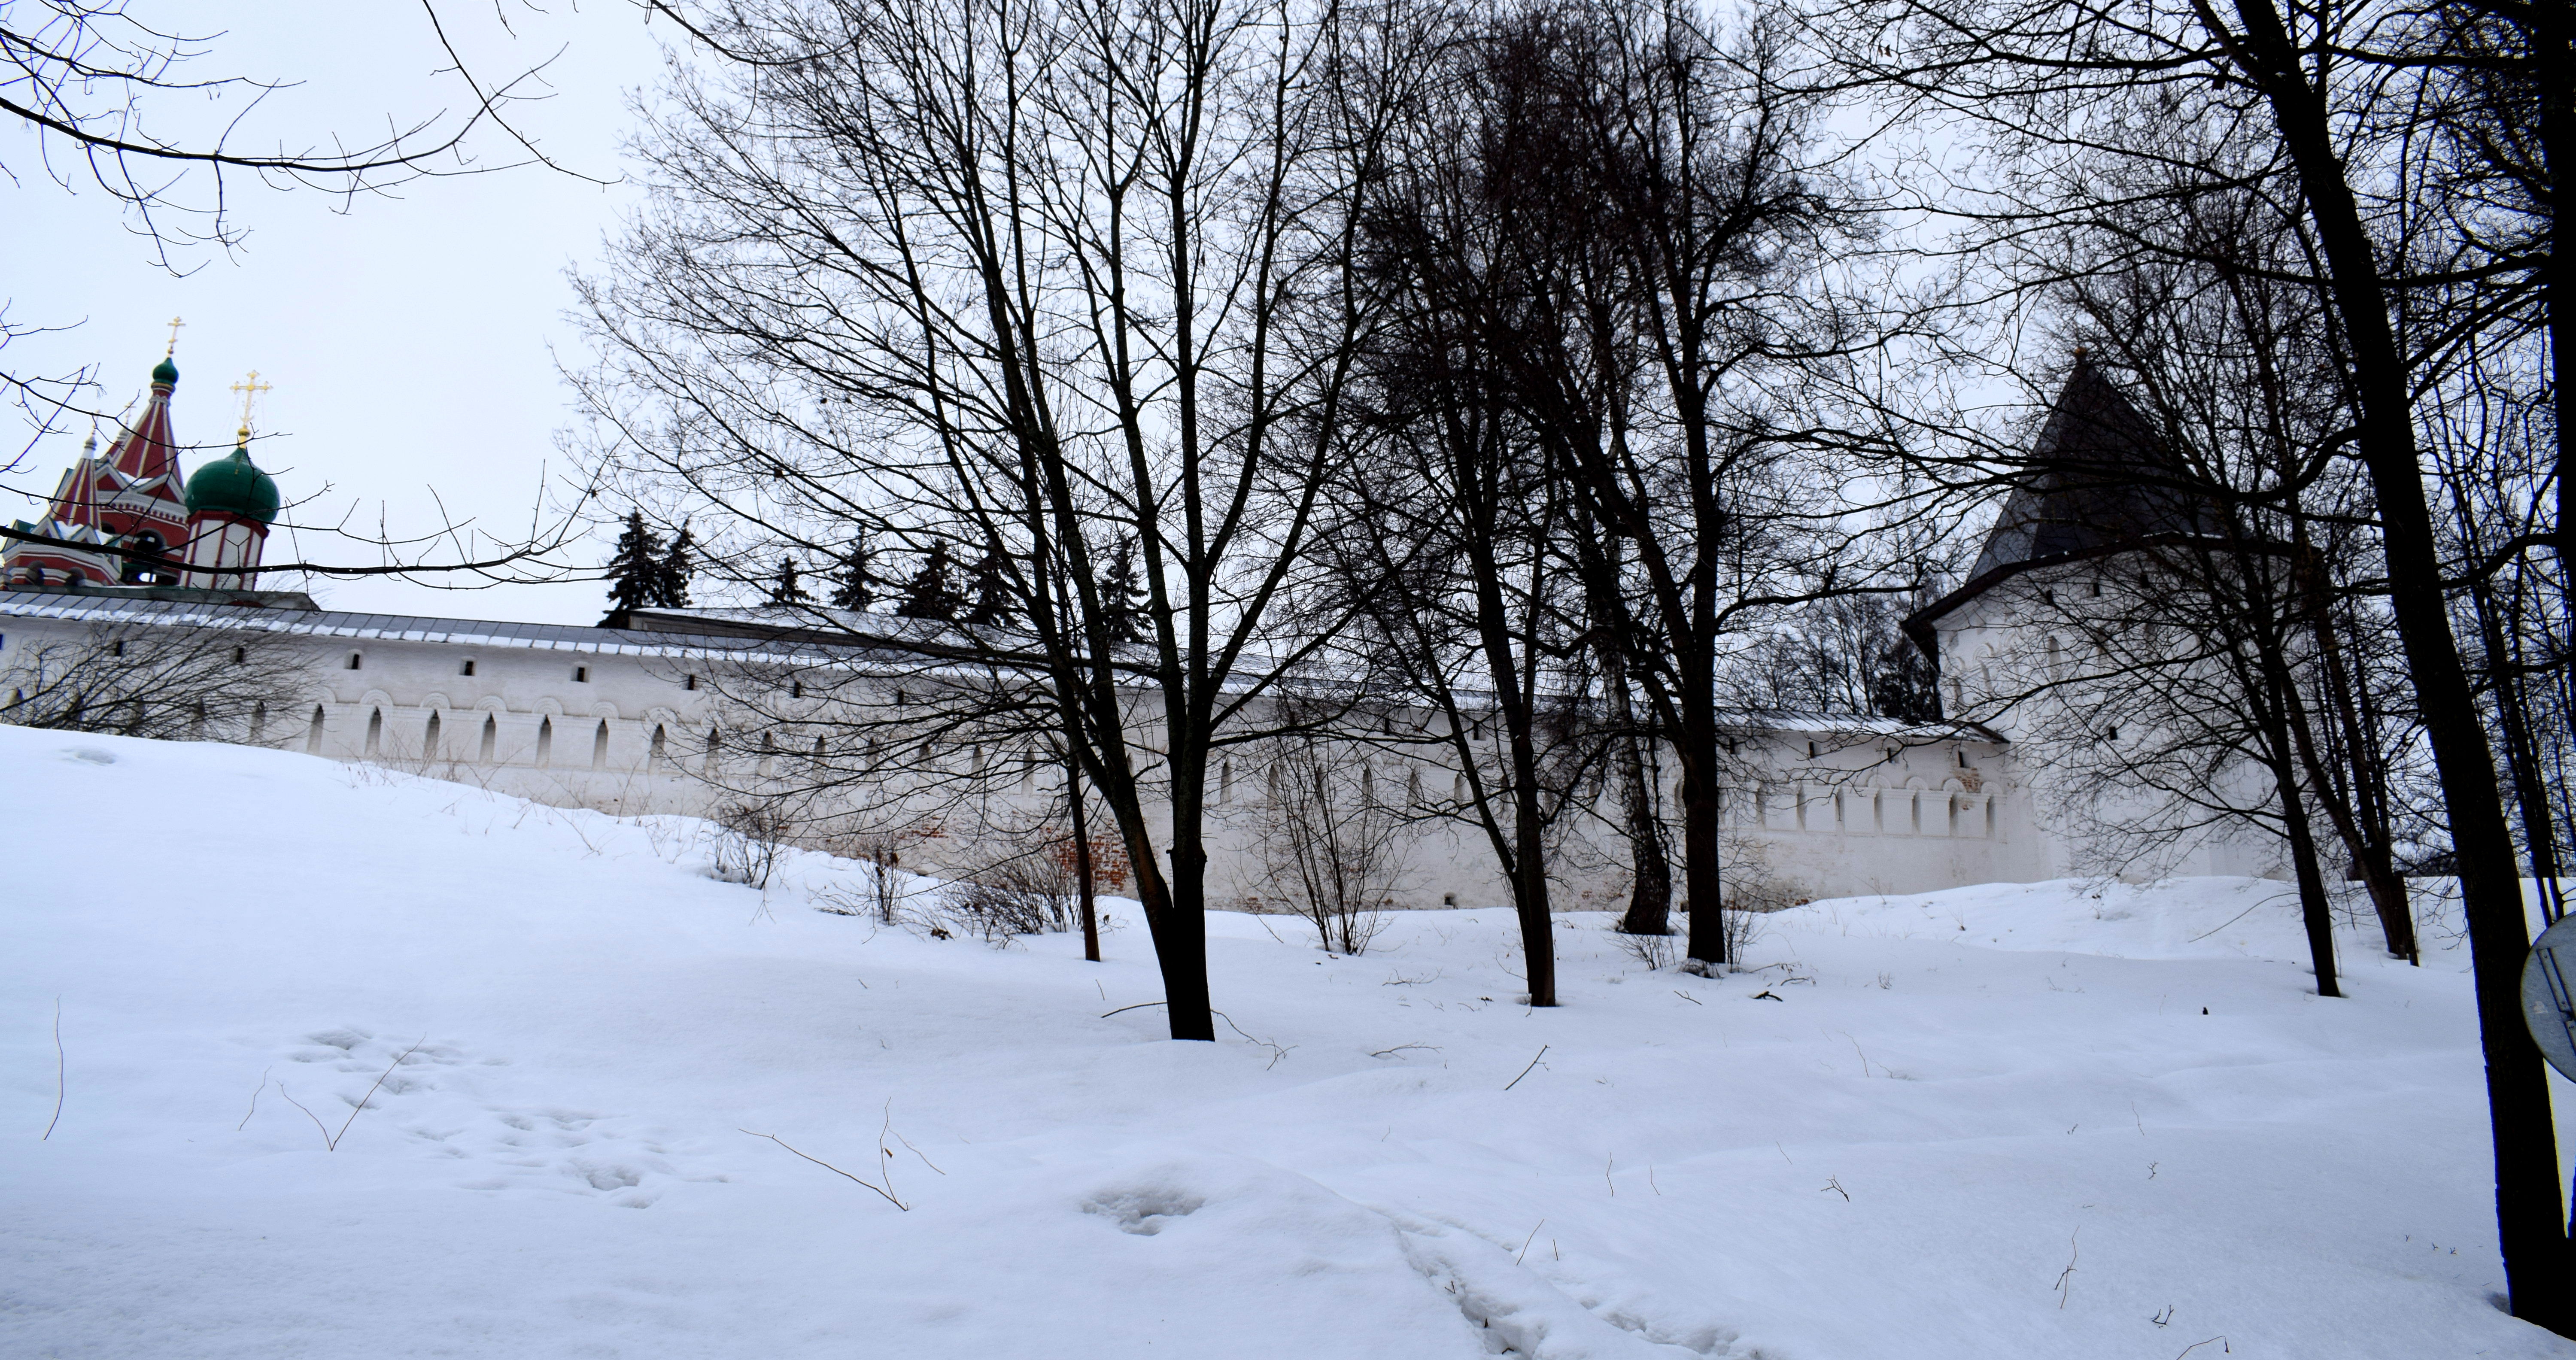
[461,659,476,677]
[347,653,363,670]
[573,665,589,683]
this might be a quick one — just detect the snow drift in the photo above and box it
[3,727,2567,1358]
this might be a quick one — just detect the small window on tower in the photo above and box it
[573,665,589,683]
[347,653,363,670]
[684,674,697,691]
[232,647,246,665]
[460,659,476,677]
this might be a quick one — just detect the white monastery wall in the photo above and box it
[1,589,2222,906]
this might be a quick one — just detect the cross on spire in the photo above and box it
[228,370,273,440]
[164,316,186,356]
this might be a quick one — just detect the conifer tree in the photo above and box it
[1097,534,1147,644]
[829,532,878,611]
[652,524,694,608]
[961,546,1015,628]
[895,542,962,620]
[605,510,665,613]
[767,556,812,605]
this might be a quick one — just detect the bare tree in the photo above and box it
[572,0,1430,1040]
[1328,1,1910,979]
[1241,725,1402,955]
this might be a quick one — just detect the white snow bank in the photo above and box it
[3,728,2569,1359]
[1777,874,2438,963]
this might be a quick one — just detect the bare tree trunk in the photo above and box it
[2284,648,2416,963]
[1674,687,1728,966]
[1607,660,1673,936]
[2217,0,2573,1317]
[2472,572,2568,926]
[2249,653,2341,996]
[1066,737,1099,964]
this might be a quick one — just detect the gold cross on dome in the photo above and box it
[164,316,185,356]
[228,370,273,439]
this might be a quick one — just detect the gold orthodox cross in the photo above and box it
[229,370,273,439]
[164,316,186,355]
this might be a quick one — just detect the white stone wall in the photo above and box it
[3,600,2066,903]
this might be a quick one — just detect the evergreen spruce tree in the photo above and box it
[829,532,878,611]
[605,510,665,613]
[767,556,813,606]
[1097,533,1147,643]
[651,524,694,608]
[961,546,1015,628]
[895,542,962,620]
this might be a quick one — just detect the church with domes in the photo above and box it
[3,353,282,595]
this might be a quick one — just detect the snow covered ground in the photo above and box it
[5,726,2571,1360]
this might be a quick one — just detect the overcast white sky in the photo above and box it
[7,3,672,624]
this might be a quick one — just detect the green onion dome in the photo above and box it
[152,357,179,386]
[184,446,280,525]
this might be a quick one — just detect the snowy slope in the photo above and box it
[3,727,2570,1359]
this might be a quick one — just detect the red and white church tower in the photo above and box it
[4,350,279,592]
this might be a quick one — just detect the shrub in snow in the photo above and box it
[941,851,1081,944]
[711,799,794,889]
[1241,730,1400,956]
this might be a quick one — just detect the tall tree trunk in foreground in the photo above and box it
[2214,0,2572,1320]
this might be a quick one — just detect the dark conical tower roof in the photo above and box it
[1903,357,2209,657]
[1966,357,2200,580]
